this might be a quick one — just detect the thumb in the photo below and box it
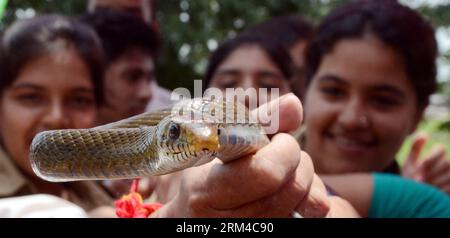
[402,132,428,180]
[405,132,428,166]
[250,93,303,135]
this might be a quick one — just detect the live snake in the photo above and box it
[30,98,270,182]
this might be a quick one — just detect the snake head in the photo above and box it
[155,114,220,169]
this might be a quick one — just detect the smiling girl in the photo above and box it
[0,15,113,211]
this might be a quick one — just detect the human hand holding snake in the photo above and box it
[30,93,343,217]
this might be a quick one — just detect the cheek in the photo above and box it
[105,71,129,98]
[116,82,138,100]
[304,91,337,132]
[371,108,417,146]
[0,102,38,172]
[69,109,97,129]
[0,102,37,140]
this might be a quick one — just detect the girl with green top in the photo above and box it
[303,0,450,217]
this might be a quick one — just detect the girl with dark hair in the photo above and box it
[244,15,315,100]
[0,15,114,213]
[204,34,294,110]
[302,0,450,217]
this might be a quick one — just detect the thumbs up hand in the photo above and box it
[402,133,450,195]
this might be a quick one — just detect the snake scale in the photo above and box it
[30,98,270,182]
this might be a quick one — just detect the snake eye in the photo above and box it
[168,123,180,140]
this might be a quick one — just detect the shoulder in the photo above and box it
[0,147,31,197]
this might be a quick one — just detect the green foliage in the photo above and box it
[0,0,85,28]
[439,120,450,131]
[397,119,450,165]
[418,4,450,27]
[155,0,347,91]
[1,0,449,91]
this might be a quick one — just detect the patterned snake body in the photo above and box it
[30,98,270,182]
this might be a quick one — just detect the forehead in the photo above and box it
[217,45,281,73]
[111,48,154,71]
[12,50,93,89]
[290,40,308,68]
[316,35,413,91]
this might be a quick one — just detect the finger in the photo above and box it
[251,93,303,134]
[431,172,450,191]
[200,133,301,209]
[217,151,325,218]
[425,158,450,188]
[419,145,447,181]
[295,172,330,218]
[138,177,158,198]
[220,169,308,218]
[178,170,303,218]
[405,132,428,166]
[326,196,361,218]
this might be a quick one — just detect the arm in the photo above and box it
[321,174,373,217]
[322,173,450,218]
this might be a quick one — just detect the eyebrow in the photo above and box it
[370,84,406,98]
[214,69,241,77]
[10,83,44,90]
[317,75,349,86]
[11,83,94,93]
[318,75,407,98]
[257,70,284,78]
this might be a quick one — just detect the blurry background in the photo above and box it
[0,0,448,161]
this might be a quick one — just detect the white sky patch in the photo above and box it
[437,27,450,52]
[179,12,190,23]
[178,43,191,61]
[207,39,218,51]
[15,8,35,19]
[438,58,450,82]
[436,27,450,82]
[400,0,450,8]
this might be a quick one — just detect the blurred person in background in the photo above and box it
[244,15,314,101]
[88,0,157,25]
[81,9,159,125]
[203,34,294,110]
[243,15,314,140]
[0,15,114,214]
[88,0,173,112]
[81,10,160,198]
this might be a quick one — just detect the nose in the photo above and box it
[137,79,153,104]
[337,97,370,130]
[239,77,258,110]
[41,100,70,130]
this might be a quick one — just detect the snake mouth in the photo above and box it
[167,148,216,158]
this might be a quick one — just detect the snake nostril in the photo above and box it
[202,148,210,152]
[217,128,221,135]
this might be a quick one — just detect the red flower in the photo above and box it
[114,179,162,218]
